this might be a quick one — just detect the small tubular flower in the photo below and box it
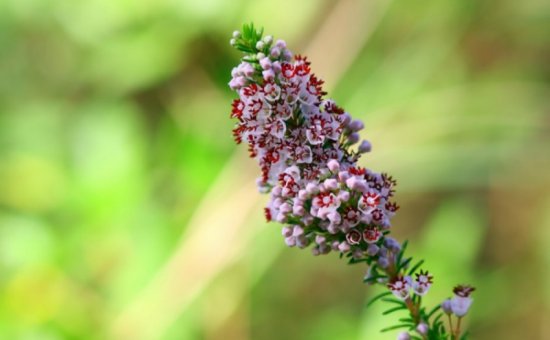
[450,285,476,317]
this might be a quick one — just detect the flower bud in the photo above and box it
[338,191,350,202]
[377,256,390,269]
[327,159,340,172]
[416,323,428,335]
[349,120,364,132]
[270,47,281,58]
[232,30,241,38]
[296,235,309,248]
[284,236,296,247]
[282,49,292,61]
[260,57,272,70]
[272,61,281,73]
[302,215,314,226]
[262,69,275,81]
[397,332,411,340]
[274,198,286,210]
[242,63,255,77]
[346,176,367,192]
[352,249,363,259]
[328,212,341,225]
[293,204,305,216]
[282,226,292,237]
[441,299,453,315]
[338,171,350,182]
[338,241,351,253]
[292,226,304,236]
[347,132,360,144]
[315,235,326,245]
[229,38,236,46]
[263,35,273,44]
[327,223,339,234]
[256,41,265,50]
[275,39,286,49]
[341,113,352,127]
[384,237,401,252]
[228,77,239,90]
[275,211,287,222]
[280,202,292,213]
[272,186,282,196]
[319,243,331,254]
[305,182,319,195]
[366,244,379,256]
[324,178,338,191]
[358,140,372,153]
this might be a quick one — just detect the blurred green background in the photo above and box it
[0,0,549,339]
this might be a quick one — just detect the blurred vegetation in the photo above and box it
[0,0,548,339]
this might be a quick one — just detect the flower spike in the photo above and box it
[227,24,475,339]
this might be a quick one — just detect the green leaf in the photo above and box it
[257,27,264,40]
[401,239,409,254]
[396,240,408,265]
[381,297,407,307]
[398,317,415,324]
[407,259,425,276]
[348,257,368,264]
[363,274,387,283]
[397,257,412,271]
[380,324,411,332]
[366,291,392,307]
[382,306,406,315]
[426,305,441,320]
[432,313,444,326]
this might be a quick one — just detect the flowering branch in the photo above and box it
[227,23,475,340]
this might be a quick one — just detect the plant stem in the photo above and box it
[455,317,463,339]
[448,314,454,339]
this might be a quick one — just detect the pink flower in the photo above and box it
[363,226,382,244]
[412,270,433,296]
[388,276,412,300]
[311,192,340,218]
[358,192,380,210]
[450,285,475,317]
[451,296,473,317]
[346,229,362,245]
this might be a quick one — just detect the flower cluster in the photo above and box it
[387,270,434,300]
[229,27,400,270]
[228,24,475,340]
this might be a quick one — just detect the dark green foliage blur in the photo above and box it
[0,0,548,339]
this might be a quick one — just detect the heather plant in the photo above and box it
[228,23,475,340]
